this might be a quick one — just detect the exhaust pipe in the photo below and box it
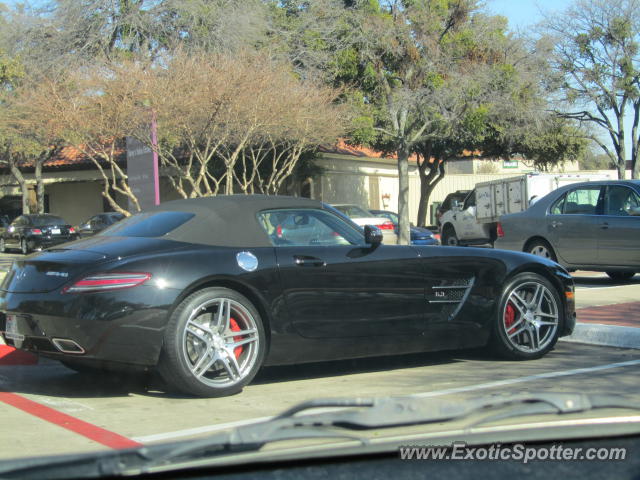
[52,338,85,354]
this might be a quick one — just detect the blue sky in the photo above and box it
[485,0,574,30]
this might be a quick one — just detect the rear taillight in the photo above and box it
[31,228,43,235]
[497,222,504,238]
[63,272,151,294]
[378,221,395,230]
[69,227,76,234]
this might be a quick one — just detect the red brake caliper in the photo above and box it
[229,317,244,359]
[504,302,517,334]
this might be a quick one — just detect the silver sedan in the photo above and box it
[495,180,640,281]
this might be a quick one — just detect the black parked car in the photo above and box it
[0,214,77,254]
[76,212,125,237]
[0,195,575,397]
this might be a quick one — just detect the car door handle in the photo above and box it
[551,221,563,228]
[293,255,326,267]
[600,222,609,230]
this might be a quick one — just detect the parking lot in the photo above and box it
[1,252,639,460]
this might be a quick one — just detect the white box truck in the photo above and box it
[439,172,611,246]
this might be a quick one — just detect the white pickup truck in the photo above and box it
[439,172,611,246]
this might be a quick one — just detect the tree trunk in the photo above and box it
[416,158,445,227]
[9,160,30,215]
[397,146,410,245]
[35,157,46,214]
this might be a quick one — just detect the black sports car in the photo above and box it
[0,214,78,254]
[0,195,576,397]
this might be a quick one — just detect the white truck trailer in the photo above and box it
[439,172,611,246]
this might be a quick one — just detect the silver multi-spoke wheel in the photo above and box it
[502,281,559,354]
[529,245,551,258]
[526,240,556,262]
[181,298,260,388]
[159,287,266,397]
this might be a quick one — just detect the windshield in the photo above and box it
[1,1,639,477]
[101,211,195,237]
[372,211,398,224]
[29,216,68,226]
[333,205,372,218]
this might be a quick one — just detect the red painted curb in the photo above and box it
[576,302,640,328]
[0,345,38,366]
[0,391,142,449]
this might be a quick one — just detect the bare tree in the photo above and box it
[543,0,640,179]
[134,50,348,198]
[17,65,143,215]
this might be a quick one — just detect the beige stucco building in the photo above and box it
[0,143,612,227]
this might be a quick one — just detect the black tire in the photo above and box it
[158,287,266,397]
[525,239,557,262]
[441,225,459,246]
[489,272,562,360]
[20,238,29,255]
[605,271,636,282]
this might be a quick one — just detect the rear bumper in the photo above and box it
[0,285,180,366]
[381,231,398,244]
[29,236,77,249]
[411,237,438,246]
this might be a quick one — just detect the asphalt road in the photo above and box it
[0,252,639,461]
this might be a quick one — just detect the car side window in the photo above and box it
[13,216,26,227]
[559,186,602,215]
[550,194,565,215]
[463,191,476,210]
[604,186,640,216]
[257,209,362,246]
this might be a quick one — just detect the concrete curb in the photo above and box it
[560,322,640,350]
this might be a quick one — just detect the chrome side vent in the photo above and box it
[52,338,85,354]
[429,277,475,320]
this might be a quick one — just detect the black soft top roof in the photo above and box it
[147,194,326,247]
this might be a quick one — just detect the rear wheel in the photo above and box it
[526,239,557,262]
[489,272,562,360]
[605,271,635,282]
[441,225,459,246]
[20,238,29,255]
[158,287,266,397]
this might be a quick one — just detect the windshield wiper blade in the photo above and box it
[1,392,637,479]
[145,392,640,471]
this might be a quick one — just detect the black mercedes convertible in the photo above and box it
[0,195,575,397]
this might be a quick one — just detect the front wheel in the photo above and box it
[441,226,459,246]
[20,238,29,255]
[489,272,562,360]
[158,287,266,397]
[606,271,635,282]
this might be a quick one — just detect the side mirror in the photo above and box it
[364,225,383,246]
